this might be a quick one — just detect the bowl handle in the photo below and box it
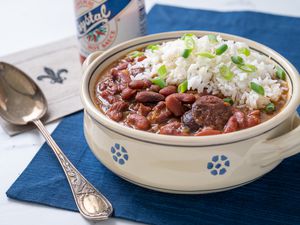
[81,51,104,73]
[247,113,300,167]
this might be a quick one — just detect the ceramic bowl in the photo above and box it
[80,31,300,194]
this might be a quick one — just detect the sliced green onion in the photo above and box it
[178,80,188,93]
[219,65,234,81]
[208,34,218,44]
[182,49,193,58]
[223,98,234,105]
[180,33,196,40]
[157,65,167,78]
[250,82,265,95]
[231,55,244,65]
[238,47,250,56]
[146,44,159,52]
[275,66,286,80]
[238,64,257,73]
[215,44,228,55]
[265,102,275,113]
[181,34,196,58]
[197,52,216,59]
[128,51,143,58]
[150,77,166,88]
[184,37,195,49]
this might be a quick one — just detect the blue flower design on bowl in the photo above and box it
[207,155,230,176]
[111,143,129,165]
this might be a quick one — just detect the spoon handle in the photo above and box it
[33,119,113,220]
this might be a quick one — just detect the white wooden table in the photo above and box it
[0,0,299,224]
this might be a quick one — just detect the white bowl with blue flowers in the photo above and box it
[81,31,300,194]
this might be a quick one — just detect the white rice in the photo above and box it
[128,34,286,109]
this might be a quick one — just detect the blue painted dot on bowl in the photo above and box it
[121,146,127,153]
[207,162,214,169]
[113,155,118,162]
[123,154,129,160]
[212,155,219,162]
[211,170,218,176]
[219,168,227,175]
[115,143,120,150]
[116,152,121,157]
[224,160,230,167]
[215,163,221,169]
[111,147,116,154]
[119,158,125,165]
[221,155,227,161]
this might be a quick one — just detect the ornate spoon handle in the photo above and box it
[33,119,113,220]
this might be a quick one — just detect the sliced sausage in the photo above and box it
[246,110,261,127]
[233,111,247,129]
[182,110,200,132]
[224,116,238,133]
[195,127,222,136]
[192,95,232,130]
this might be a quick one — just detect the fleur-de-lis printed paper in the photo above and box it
[0,37,83,135]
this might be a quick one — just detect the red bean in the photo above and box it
[117,62,128,70]
[98,79,119,94]
[144,79,152,87]
[111,69,131,83]
[136,91,165,102]
[224,116,239,133]
[159,86,177,96]
[100,90,116,104]
[172,93,195,103]
[195,127,222,136]
[119,70,131,83]
[149,84,161,92]
[121,88,136,100]
[106,101,129,121]
[165,95,185,116]
[129,80,152,89]
[130,67,145,76]
[110,68,119,79]
[127,114,150,130]
[159,121,182,135]
[147,101,172,123]
[137,103,152,117]
[125,57,134,62]
[137,55,147,62]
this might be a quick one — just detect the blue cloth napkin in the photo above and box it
[7,5,300,225]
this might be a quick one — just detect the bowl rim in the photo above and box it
[81,30,300,146]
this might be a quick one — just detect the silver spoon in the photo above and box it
[0,62,113,220]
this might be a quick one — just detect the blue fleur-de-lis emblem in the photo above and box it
[207,155,230,176]
[37,67,68,84]
[111,143,129,165]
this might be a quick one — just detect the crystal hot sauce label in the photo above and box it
[75,0,146,59]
